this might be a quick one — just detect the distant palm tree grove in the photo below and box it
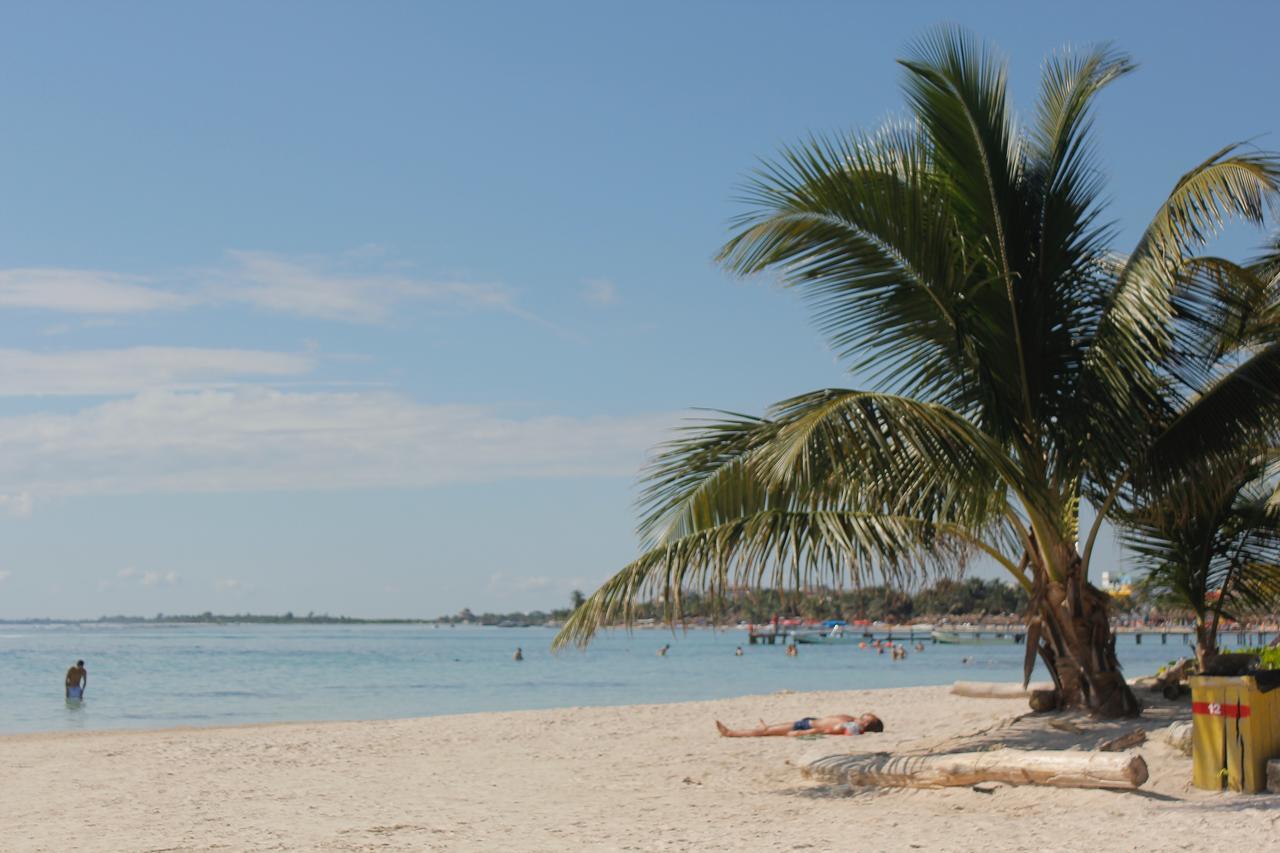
[556,27,1280,718]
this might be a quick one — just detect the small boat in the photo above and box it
[931,629,1023,645]
[793,630,863,645]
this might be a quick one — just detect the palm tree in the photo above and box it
[1124,453,1280,665]
[1121,242,1280,664]
[555,28,1280,717]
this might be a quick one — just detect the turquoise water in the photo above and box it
[0,622,1226,735]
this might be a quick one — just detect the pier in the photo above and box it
[746,623,1277,647]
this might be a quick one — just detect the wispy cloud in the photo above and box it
[0,492,33,518]
[100,566,180,591]
[111,567,180,587]
[0,389,677,499]
[581,278,619,306]
[209,250,524,323]
[215,578,242,592]
[487,572,558,594]
[0,268,191,314]
[0,569,11,583]
[0,251,531,326]
[0,347,315,397]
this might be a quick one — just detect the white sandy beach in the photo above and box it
[2,685,1276,852]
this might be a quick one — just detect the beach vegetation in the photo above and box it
[555,27,1280,717]
[1117,239,1280,663]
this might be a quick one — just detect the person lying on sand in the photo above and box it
[715,713,882,737]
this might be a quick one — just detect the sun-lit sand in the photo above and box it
[3,685,1276,852]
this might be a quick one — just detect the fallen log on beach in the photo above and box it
[803,749,1148,790]
[950,681,1052,699]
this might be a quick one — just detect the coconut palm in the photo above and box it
[1124,453,1280,665]
[1120,242,1280,664]
[554,28,1280,716]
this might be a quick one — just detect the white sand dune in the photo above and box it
[2,685,1276,852]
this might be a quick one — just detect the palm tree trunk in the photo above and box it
[1027,548,1140,717]
[1195,618,1218,669]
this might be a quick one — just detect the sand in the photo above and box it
[3,685,1277,852]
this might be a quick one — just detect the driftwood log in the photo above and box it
[1096,727,1146,752]
[1153,658,1191,689]
[951,681,1053,700]
[803,749,1148,790]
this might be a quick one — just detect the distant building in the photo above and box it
[1099,572,1133,597]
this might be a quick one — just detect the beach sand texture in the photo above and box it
[3,685,1277,852]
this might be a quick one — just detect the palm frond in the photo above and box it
[1144,341,1280,483]
[553,508,987,649]
[1135,146,1280,261]
[716,125,974,406]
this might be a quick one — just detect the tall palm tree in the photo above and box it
[555,28,1280,717]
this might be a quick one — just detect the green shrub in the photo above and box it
[1227,646,1280,670]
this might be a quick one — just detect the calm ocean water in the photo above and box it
[0,622,1223,735]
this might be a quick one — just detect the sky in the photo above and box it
[0,1,1277,618]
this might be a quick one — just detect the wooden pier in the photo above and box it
[746,624,1276,647]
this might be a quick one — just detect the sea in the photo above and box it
[0,621,1246,735]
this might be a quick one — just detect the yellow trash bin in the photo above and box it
[1190,675,1280,793]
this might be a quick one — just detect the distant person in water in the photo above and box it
[735,646,743,656]
[785,643,798,657]
[658,644,670,657]
[65,660,87,700]
[513,647,523,662]
[716,713,883,737]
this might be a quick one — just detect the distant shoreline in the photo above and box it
[0,616,441,626]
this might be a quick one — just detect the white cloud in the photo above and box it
[105,567,180,589]
[209,250,522,323]
[0,492,32,518]
[0,268,190,314]
[0,347,315,396]
[215,578,242,592]
[0,252,529,326]
[141,570,180,587]
[581,278,619,306]
[487,572,557,594]
[0,388,677,498]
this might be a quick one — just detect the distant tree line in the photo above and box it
[438,579,1029,626]
[61,579,1030,628]
[91,611,432,625]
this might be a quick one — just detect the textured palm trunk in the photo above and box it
[1194,614,1220,669]
[1024,546,1140,718]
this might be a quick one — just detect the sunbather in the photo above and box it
[715,713,883,737]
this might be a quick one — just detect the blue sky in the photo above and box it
[0,1,1277,618]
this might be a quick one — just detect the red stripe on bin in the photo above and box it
[1192,701,1251,718]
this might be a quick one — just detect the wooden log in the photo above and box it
[950,681,1053,699]
[803,748,1148,790]
[1151,658,1191,690]
[1096,727,1146,752]
[1156,722,1192,756]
